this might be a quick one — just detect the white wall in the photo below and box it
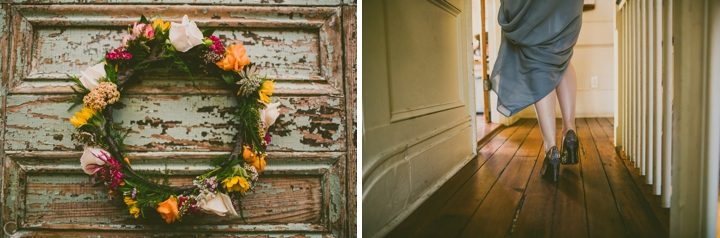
[363,0,477,237]
[494,1,617,119]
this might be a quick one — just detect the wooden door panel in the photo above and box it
[8,5,343,94]
[5,95,345,152]
[1,4,351,237]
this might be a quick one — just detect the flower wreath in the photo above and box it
[66,15,281,223]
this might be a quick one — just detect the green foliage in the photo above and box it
[139,15,150,24]
[235,96,264,154]
[202,28,216,38]
[222,71,236,85]
[104,63,118,84]
[66,75,89,111]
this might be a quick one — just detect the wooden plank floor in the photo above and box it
[387,118,668,238]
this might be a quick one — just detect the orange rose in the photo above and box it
[216,44,251,72]
[242,145,258,164]
[156,195,179,223]
[252,154,266,173]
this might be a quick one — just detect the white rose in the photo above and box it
[260,102,281,130]
[79,62,106,91]
[80,147,108,175]
[200,192,238,216]
[169,15,204,52]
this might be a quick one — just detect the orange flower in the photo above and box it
[242,145,258,164]
[157,195,179,223]
[216,43,251,72]
[252,154,266,173]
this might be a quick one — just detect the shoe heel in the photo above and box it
[561,130,579,165]
[542,146,561,182]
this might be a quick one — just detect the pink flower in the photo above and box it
[143,24,154,39]
[132,22,155,39]
[205,35,225,54]
[132,22,144,37]
[122,35,133,47]
[86,150,124,190]
[106,47,133,61]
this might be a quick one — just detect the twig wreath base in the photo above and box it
[68,14,280,223]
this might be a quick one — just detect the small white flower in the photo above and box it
[169,15,204,52]
[199,192,237,216]
[259,102,281,130]
[80,147,108,175]
[79,62,106,91]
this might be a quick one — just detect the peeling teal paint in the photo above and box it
[329,173,343,222]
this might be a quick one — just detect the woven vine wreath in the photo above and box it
[66,15,281,223]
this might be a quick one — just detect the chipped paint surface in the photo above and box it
[1,3,355,237]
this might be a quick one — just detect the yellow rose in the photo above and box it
[156,195,179,224]
[222,176,250,194]
[124,196,138,206]
[152,18,170,32]
[129,205,141,219]
[259,80,275,103]
[216,43,251,72]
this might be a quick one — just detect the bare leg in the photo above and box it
[556,63,577,135]
[534,90,557,152]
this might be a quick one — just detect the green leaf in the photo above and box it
[222,72,236,85]
[202,28,216,38]
[104,63,118,84]
[68,74,89,92]
[139,15,149,24]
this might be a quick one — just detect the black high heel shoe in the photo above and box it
[541,146,560,182]
[561,130,579,165]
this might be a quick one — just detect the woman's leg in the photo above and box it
[556,63,577,134]
[534,90,557,152]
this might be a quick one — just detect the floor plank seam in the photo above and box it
[456,120,538,237]
[589,118,631,233]
[507,148,541,238]
[433,123,520,212]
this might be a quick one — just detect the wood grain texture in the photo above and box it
[342,5,357,238]
[459,123,542,237]
[587,118,666,238]
[552,119,588,238]
[414,120,536,237]
[388,118,666,238]
[0,3,10,231]
[576,118,629,237]
[386,121,518,237]
[6,153,332,232]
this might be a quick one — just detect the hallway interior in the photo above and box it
[387,118,668,238]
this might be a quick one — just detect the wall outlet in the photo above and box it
[590,76,599,88]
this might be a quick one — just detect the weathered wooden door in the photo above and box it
[0,2,356,237]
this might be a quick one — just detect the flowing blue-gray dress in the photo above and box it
[490,0,584,117]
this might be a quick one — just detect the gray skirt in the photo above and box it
[490,0,583,117]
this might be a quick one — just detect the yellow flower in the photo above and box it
[124,196,138,206]
[69,107,96,128]
[157,195,179,224]
[223,176,250,194]
[129,205,141,219]
[259,80,275,103]
[152,18,170,32]
[216,44,251,72]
